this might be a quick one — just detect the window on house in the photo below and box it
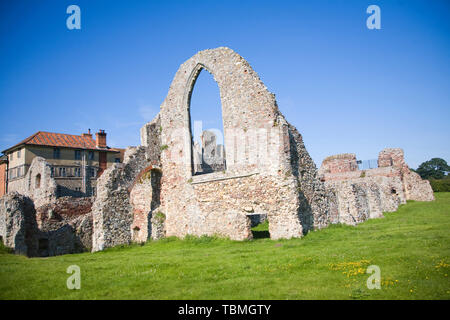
[189,68,226,175]
[17,149,21,158]
[53,148,61,159]
[59,167,66,177]
[115,158,120,163]
[75,150,81,160]
[50,167,54,177]
[88,151,94,160]
[74,167,81,177]
[10,153,13,161]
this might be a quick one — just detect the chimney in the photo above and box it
[81,129,92,138]
[96,130,107,148]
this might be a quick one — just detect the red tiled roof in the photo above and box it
[2,131,120,153]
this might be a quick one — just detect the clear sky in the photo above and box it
[0,0,448,168]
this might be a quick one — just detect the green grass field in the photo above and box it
[1,193,449,300]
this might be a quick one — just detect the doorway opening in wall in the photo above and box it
[249,215,270,239]
[38,238,49,256]
[189,67,226,176]
[133,227,140,240]
[151,169,162,210]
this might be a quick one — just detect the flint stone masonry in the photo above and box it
[7,157,57,208]
[195,130,226,174]
[378,148,434,202]
[0,193,34,255]
[1,48,437,256]
[319,153,359,175]
[137,47,333,241]
[92,147,149,251]
[319,148,433,225]
[0,193,92,256]
[130,166,162,243]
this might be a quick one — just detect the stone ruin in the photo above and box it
[318,148,434,225]
[0,156,94,257]
[0,192,93,256]
[193,130,226,174]
[0,47,435,256]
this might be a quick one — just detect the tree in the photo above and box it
[416,158,450,180]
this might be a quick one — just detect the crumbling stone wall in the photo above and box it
[0,193,92,256]
[130,166,163,242]
[0,192,34,255]
[319,153,359,175]
[193,130,226,174]
[92,112,164,251]
[137,47,334,241]
[378,148,434,202]
[288,123,333,232]
[140,113,161,165]
[90,48,435,251]
[7,157,57,208]
[92,147,148,251]
[319,148,433,226]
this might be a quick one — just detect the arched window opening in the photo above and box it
[189,68,226,175]
[35,174,41,189]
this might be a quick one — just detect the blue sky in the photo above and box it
[0,0,448,168]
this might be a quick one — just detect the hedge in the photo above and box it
[429,178,450,192]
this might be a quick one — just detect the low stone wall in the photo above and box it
[403,170,434,202]
[319,147,432,226]
[324,175,404,226]
[0,192,35,255]
[0,193,93,256]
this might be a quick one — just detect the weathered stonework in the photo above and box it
[0,193,93,256]
[7,157,57,208]
[319,148,434,226]
[136,47,337,241]
[0,192,34,255]
[92,147,148,251]
[4,48,436,256]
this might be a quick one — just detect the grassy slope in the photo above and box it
[0,193,449,300]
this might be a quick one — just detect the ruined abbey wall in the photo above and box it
[151,47,333,240]
[91,114,163,252]
[319,148,434,226]
[0,193,92,256]
[7,157,57,208]
[1,47,436,256]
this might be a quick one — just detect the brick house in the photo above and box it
[1,130,124,197]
